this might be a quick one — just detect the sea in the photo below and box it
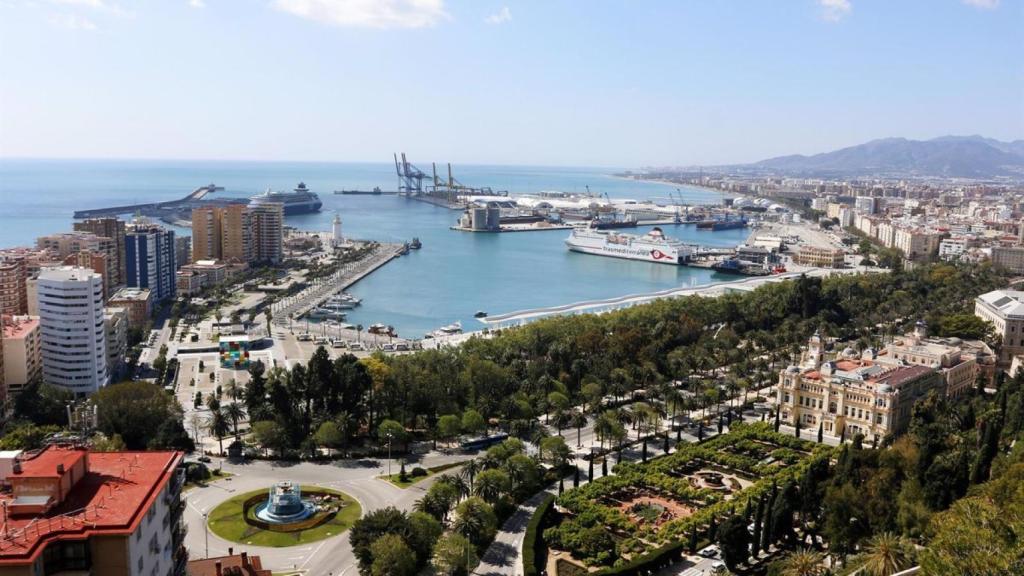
[0,159,751,337]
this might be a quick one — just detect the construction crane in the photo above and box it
[394,153,426,195]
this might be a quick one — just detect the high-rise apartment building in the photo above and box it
[0,446,187,576]
[37,267,108,396]
[175,236,192,269]
[249,202,284,264]
[125,218,177,302]
[2,315,41,399]
[104,307,128,382]
[73,217,126,286]
[191,206,224,262]
[191,204,281,265]
[221,204,252,264]
[0,256,28,316]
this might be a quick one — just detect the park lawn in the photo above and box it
[207,485,361,547]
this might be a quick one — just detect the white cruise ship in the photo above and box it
[249,182,323,215]
[565,226,693,265]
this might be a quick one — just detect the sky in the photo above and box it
[0,0,1022,167]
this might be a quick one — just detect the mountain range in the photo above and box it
[749,135,1024,179]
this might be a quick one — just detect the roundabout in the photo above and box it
[206,484,361,547]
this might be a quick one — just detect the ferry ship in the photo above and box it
[565,226,693,265]
[249,182,323,215]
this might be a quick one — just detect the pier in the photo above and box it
[270,242,407,325]
[72,184,225,219]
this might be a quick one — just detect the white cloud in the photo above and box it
[962,0,999,8]
[485,6,511,25]
[818,0,851,22]
[49,12,98,30]
[272,0,447,29]
[48,0,129,17]
[189,0,207,8]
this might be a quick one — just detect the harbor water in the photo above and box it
[0,159,750,337]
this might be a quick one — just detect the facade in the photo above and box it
[37,267,108,396]
[104,307,128,382]
[776,332,942,443]
[36,232,121,288]
[2,315,41,398]
[854,196,877,214]
[175,261,230,296]
[125,219,177,302]
[975,289,1024,365]
[893,228,941,261]
[221,205,252,264]
[191,205,252,264]
[191,207,224,262]
[175,236,192,269]
[107,288,153,330]
[990,246,1024,275]
[876,322,978,398]
[73,217,126,287]
[248,202,284,264]
[0,446,187,576]
[792,245,845,268]
[0,257,28,316]
[61,250,110,300]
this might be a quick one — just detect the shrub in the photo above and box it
[411,466,428,477]
[523,494,555,576]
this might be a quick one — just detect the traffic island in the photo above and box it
[206,485,361,547]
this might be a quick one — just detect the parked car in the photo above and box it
[699,545,720,558]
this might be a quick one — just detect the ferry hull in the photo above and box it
[566,244,686,265]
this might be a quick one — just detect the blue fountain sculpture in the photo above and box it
[254,481,315,524]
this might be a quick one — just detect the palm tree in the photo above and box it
[223,402,245,437]
[224,379,242,402]
[859,532,912,576]
[206,408,231,456]
[460,460,480,491]
[569,411,588,448]
[779,548,826,576]
[441,473,471,501]
[355,324,363,343]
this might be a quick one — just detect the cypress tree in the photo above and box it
[558,476,564,495]
[642,439,648,462]
[794,418,801,438]
[689,526,698,554]
[751,495,764,557]
[817,422,823,443]
[588,458,594,482]
[602,457,608,477]
[573,465,580,488]
[773,407,780,432]
[663,433,670,454]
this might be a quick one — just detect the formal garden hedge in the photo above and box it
[523,494,556,576]
[544,422,832,571]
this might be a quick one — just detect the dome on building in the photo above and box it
[842,347,857,358]
[786,365,800,374]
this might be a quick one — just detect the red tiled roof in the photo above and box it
[0,447,183,565]
[11,447,86,479]
[188,553,271,576]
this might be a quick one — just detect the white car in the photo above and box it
[699,545,720,558]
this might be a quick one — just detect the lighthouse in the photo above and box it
[332,213,343,248]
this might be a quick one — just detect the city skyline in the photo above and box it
[0,0,1021,167]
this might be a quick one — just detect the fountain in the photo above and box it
[254,482,315,524]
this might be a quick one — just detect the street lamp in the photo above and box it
[385,433,394,477]
[202,512,209,559]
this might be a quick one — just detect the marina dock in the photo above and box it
[270,242,407,325]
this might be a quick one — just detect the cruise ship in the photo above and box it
[565,226,693,265]
[249,182,323,215]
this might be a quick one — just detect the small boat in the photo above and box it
[410,237,422,249]
[474,311,488,318]
[438,321,463,335]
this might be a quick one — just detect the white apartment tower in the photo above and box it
[37,266,108,396]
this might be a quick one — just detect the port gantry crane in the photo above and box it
[394,153,426,195]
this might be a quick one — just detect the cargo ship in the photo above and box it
[250,182,323,215]
[696,216,748,231]
[565,226,693,265]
